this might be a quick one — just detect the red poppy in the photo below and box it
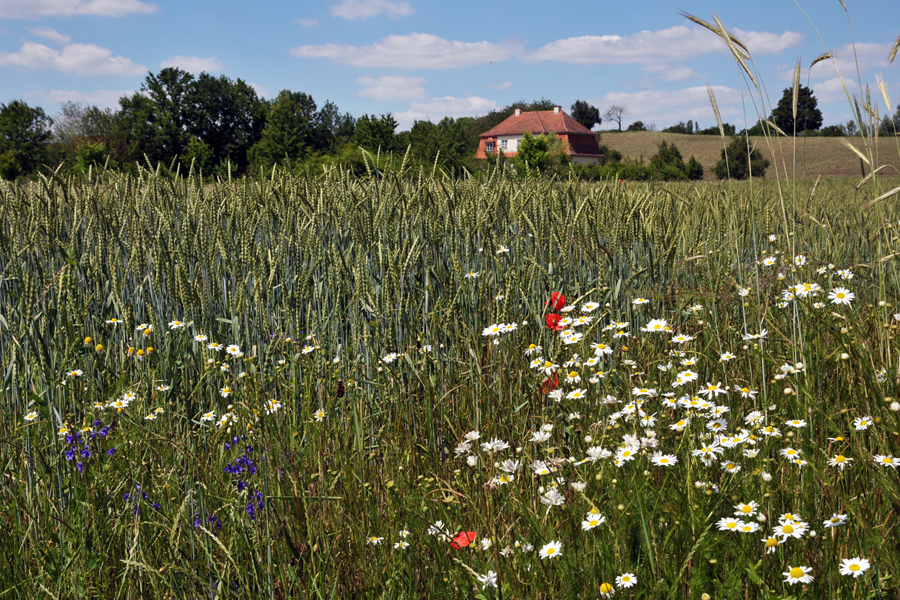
[546,292,566,311]
[450,531,477,549]
[545,313,563,331]
[540,373,559,394]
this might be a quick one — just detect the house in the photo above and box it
[475,106,603,164]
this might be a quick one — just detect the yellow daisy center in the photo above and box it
[789,567,804,578]
[850,564,860,571]
[835,455,846,462]
[546,547,555,555]
[766,538,778,548]
[741,506,752,513]
[782,524,794,534]
[600,583,613,593]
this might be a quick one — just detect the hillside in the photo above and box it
[599,131,900,181]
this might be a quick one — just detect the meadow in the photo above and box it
[4,7,900,597]
[600,131,900,181]
[2,159,900,598]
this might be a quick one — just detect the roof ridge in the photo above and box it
[536,111,547,133]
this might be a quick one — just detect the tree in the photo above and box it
[569,100,601,130]
[0,100,53,178]
[698,123,736,136]
[685,155,704,180]
[117,67,267,173]
[626,121,647,132]
[116,92,165,165]
[354,114,399,153]
[248,90,318,169]
[314,100,356,153]
[408,117,475,174]
[713,137,770,180]
[604,105,629,131]
[53,102,129,166]
[514,132,568,173]
[649,141,688,180]
[771,85,823,134]
[142,67,195,161]
[184,72,266,173]
[515,131,550,171]
[878,103,899,135]
[663,120,698,135]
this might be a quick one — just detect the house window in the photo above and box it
[500,139,508,150]
[485,141,495,153]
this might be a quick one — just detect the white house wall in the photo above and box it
[498,135,524,153]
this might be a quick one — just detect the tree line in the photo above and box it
[1,69,897,181]
[0,70,595,180]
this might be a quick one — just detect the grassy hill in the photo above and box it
[599,131,900,181]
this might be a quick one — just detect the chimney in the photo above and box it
[514,108,522,117]
[553,105,561,114]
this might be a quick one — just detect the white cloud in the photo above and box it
[395,95,496,130]
[643,64,703,82]
[159,55,224,74]
[358,75,427,102]
[527,25,802,65]
[0,41,146,76]
[31,88,131,107]
[330,0,414,20]
[26,26,71,45]
[589,85,744,128]
[296,18,319,27]
[291,33,517,69]
[807,42,893,81]
[0,0,157,18]
[490,81,512,90]
[249,83,268,98]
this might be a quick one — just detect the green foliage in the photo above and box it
[185,72,267,173]
[354,113,399,153]
[627,120,647,132]
[514,131,569,173]
[0,100,53,177]
[569,100,602,130]
[407,117,476,174]
[662,120,699,135]
[685,155,704,180]
[698,123,737,136]
[815,124,846,137]
[248,90,318,169]
[515,131,550,170]
[74,141,109,173]
[0,150,23,180]
[650,141,690,180]
[180,137,215,174]
[771,84,823,134]
[713,137,770,180]
[571,161,653,181]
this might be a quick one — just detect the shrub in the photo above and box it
[685,155,704,180]
[650,141,688,181]
[713,137,770,180]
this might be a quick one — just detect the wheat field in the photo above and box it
[2,163,900,598]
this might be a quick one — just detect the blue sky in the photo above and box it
[1,0,897,132]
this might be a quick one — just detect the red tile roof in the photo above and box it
[480,110,594,137]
